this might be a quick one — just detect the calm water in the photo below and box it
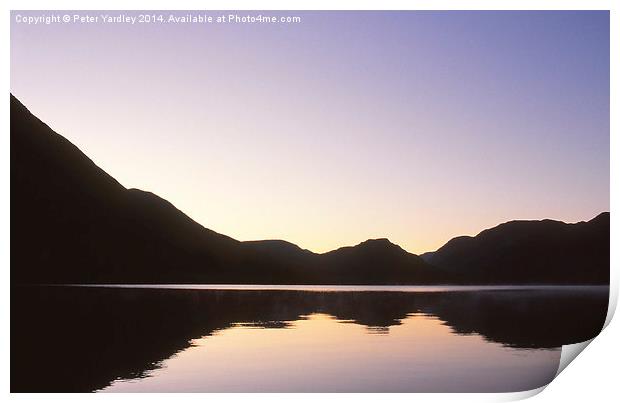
[11,285,608,392]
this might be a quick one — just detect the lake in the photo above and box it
[10,285,608,392]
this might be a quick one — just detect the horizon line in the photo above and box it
[11,93,609,257]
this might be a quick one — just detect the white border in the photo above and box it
[2,1,617,402]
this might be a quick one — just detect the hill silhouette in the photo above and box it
[10,94,609,284]
[421,213,609,284]
[10,94,433,284]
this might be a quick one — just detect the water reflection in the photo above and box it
[11,286,608,392]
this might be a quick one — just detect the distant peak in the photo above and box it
[360,238,392,245]
[591,211,610,221]
[356,238,407,251]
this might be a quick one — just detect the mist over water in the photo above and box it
[11,285,608,392]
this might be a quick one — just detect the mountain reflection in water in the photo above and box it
[11,286,608,392]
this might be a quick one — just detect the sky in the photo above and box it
[10,11,610,254]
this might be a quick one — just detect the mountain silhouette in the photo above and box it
[10,94,433,284]
[10,94,609,284]
[421,213,609,284]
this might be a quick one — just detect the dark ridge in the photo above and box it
[10,93,609,285]
[10,94,434,285]
[422,213,609,284]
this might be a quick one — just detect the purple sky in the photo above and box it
[10,11,610,253]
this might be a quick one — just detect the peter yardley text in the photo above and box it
[14,13,302,25]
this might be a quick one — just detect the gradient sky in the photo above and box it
[10,11,610,254]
